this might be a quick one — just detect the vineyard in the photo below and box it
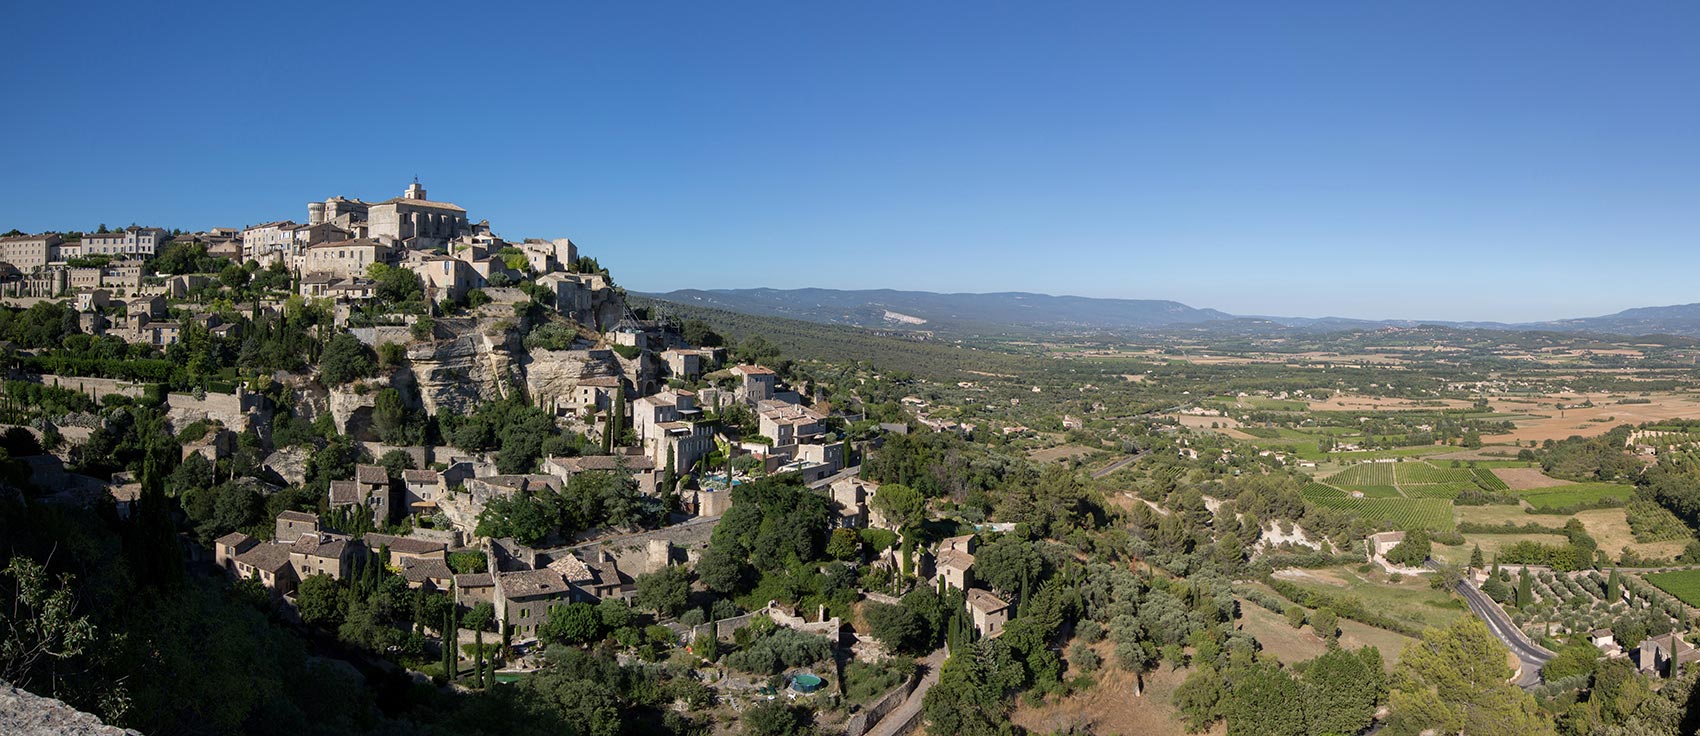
[1324,462,1396,487]
[1645,569,1700,608]
[1395,463,1475,485]
[1305,496,1455,531]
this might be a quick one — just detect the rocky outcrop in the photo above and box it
[522,348,624,416]
[0,682,140,736]
[404,319,519,417]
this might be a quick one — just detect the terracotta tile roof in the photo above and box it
[936,550,975,572]
[454,572,494,589]
[277,510,319,523]
[364,533,446,557]
[215,531,255,549]
[235,542,294,573]
[355,465,388,485]
[293,532,350,558]
[966,589,1009,613]
[547,555,596,583]
[402,469,440,483]
[401,557,454,583]
[328,480,363,506]
[498,569,568,599]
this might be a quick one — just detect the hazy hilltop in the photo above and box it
[645,287,1700,339]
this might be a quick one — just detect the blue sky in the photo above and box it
[2,3,1697,322]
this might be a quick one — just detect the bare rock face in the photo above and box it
[0,682,140,736]
[263,445,312,486]
[406,325,518,418]
[522,348,624,416]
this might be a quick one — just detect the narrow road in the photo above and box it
[866,648,948,736]
[1452,577,1553,689]
[1092,453,1140,479]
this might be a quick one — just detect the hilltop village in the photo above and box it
[5,185,1700,736]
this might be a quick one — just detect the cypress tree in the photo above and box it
[474,627,485,688]
[1516,568,1532,609]
[443,610,453,678]
[1469,545,1484,570]
[1606,569,1621,601]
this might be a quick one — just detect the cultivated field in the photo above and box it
[1493,467,1574,491]
[1645,570,1700,608]
[1482,392,1700,444]
[1519,483,1636,510]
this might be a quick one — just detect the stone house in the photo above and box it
[401,252,481,303]
[967,589,1010,637]
[661,348,718,381]
[455,571,496,608]
[362,533,447,567]
[1366,531,1405,561]
[400,557,455,592]
[493,569,573,640]
[828,476,877,528]
[302,239,392,281]
[757,400,826,447]
[731,365,777,403]
[275,510,320,541]
[214,531,257,572]
[232,541,297,595]
[289,531,358,581]
[934,548,975,591]
[402,469,445,517]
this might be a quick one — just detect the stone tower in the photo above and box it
[404,179,427,201]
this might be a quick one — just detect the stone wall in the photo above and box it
[21,374,263,432]
[843,672,921,736]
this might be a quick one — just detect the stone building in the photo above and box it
[302,239,393,281]
[0,233,61,271]
[80,227,168,258]
[367,181,469,249]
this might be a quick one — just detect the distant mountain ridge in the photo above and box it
[640,288,1700,338]
[647,288,1233,334]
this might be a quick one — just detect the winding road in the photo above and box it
[1452,577,1553,689]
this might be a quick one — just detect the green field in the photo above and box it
[1305,497,1456,531]
[1403,482,1472,500]
[1519,483,1635,510]
[1644,570,1700,607]
[1472,468,1510,491]
[1326,463,1396,487]
[1395,463,1475,485]
[1302,482,1348,500]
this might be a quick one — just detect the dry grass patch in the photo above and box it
[1008,660,1206,736]
[1572,508,1694,561]
[1493,467,1574,491]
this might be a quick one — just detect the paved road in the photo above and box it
[1092,453,1140,479]
[865,648,948,736]
[1453,578,1553,689]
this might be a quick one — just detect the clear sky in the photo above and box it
[3,3,1697,322]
